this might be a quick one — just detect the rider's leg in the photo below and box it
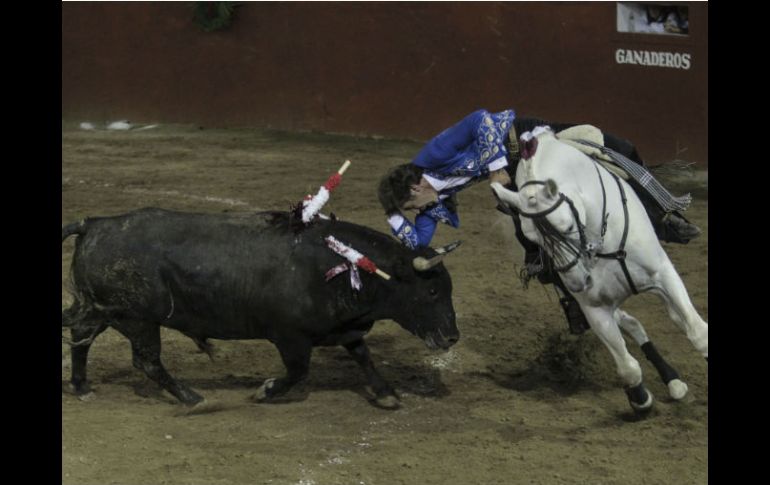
[601,132,701,244]
[634,182,702,244]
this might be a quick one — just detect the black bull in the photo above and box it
[61,208,459,408]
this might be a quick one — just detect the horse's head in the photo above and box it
[491,180,594,293]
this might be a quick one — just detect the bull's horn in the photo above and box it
[413,241,462,271]
[435,240,462,255]
[413,254,444,271]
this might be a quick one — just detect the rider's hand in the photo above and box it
[489,169,512,187]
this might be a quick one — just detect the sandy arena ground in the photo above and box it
[62,123,708,485]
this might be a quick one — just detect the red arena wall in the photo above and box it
[62,2,708,165]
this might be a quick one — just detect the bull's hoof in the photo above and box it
[195,342,217,361]
[250,378,276,402]
[667,379,689,400]
[66,382,92,396]
[175,399,223,416]
[77,391,96,402]
[373,394,400,410]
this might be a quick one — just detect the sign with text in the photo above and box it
[615,48,691,70]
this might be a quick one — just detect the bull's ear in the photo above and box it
[391,257,417,281]
[490,182,523,212]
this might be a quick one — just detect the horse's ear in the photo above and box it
[544,179,559,199]
[490,182,523,211]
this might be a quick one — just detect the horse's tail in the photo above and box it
[62,219,92,332]
[62,219,88,243]
[648,159,696,179]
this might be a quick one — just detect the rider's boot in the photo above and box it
[658,212,702,243]
[634,182,702,244]
[646,205,702,244]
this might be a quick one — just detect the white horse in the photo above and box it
[491,127,707,414]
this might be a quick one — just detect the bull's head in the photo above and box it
[387,241,461,350]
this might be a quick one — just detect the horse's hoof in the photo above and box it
[373,395,400,410]
[250,378,276,402]
[626,383,654,414]
[667,379,689,400]
[629,390,654,414]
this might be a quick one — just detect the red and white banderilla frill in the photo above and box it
[324,235,391,285]
[301,160,351,223]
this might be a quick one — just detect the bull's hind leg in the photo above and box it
[654,263,708,360]
[583,305,654,414]
[344,338,399,409]
[111,320,204,406]
[67,321,107,396]
[63,301,107,396]
[252,337,312,402]
[615,310,689,400]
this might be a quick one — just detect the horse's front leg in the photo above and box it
[582,305,654,414]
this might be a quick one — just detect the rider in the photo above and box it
[377,109,701,335]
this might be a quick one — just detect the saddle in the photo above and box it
[555,125,631,181]
[557,125,692,214]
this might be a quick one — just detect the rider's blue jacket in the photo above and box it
[388,109,516,249]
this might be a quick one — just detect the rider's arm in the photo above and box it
[387,212,438,249]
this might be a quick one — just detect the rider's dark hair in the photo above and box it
[378,163,424,215]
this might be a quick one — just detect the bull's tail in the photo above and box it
[62,220,87,242]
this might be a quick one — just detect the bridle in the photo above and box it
[515,160,639,294]
[517,180,588,273]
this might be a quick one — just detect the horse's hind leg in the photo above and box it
[654,263,708,360]
[616,309,689,400]
[111,320,204,406]
[583,305,653,413]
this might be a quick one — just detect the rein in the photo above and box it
[516,160,639,294]
[518,180,587,272]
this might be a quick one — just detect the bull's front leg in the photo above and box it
[344,338,400,409]
[251,336,312,402]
